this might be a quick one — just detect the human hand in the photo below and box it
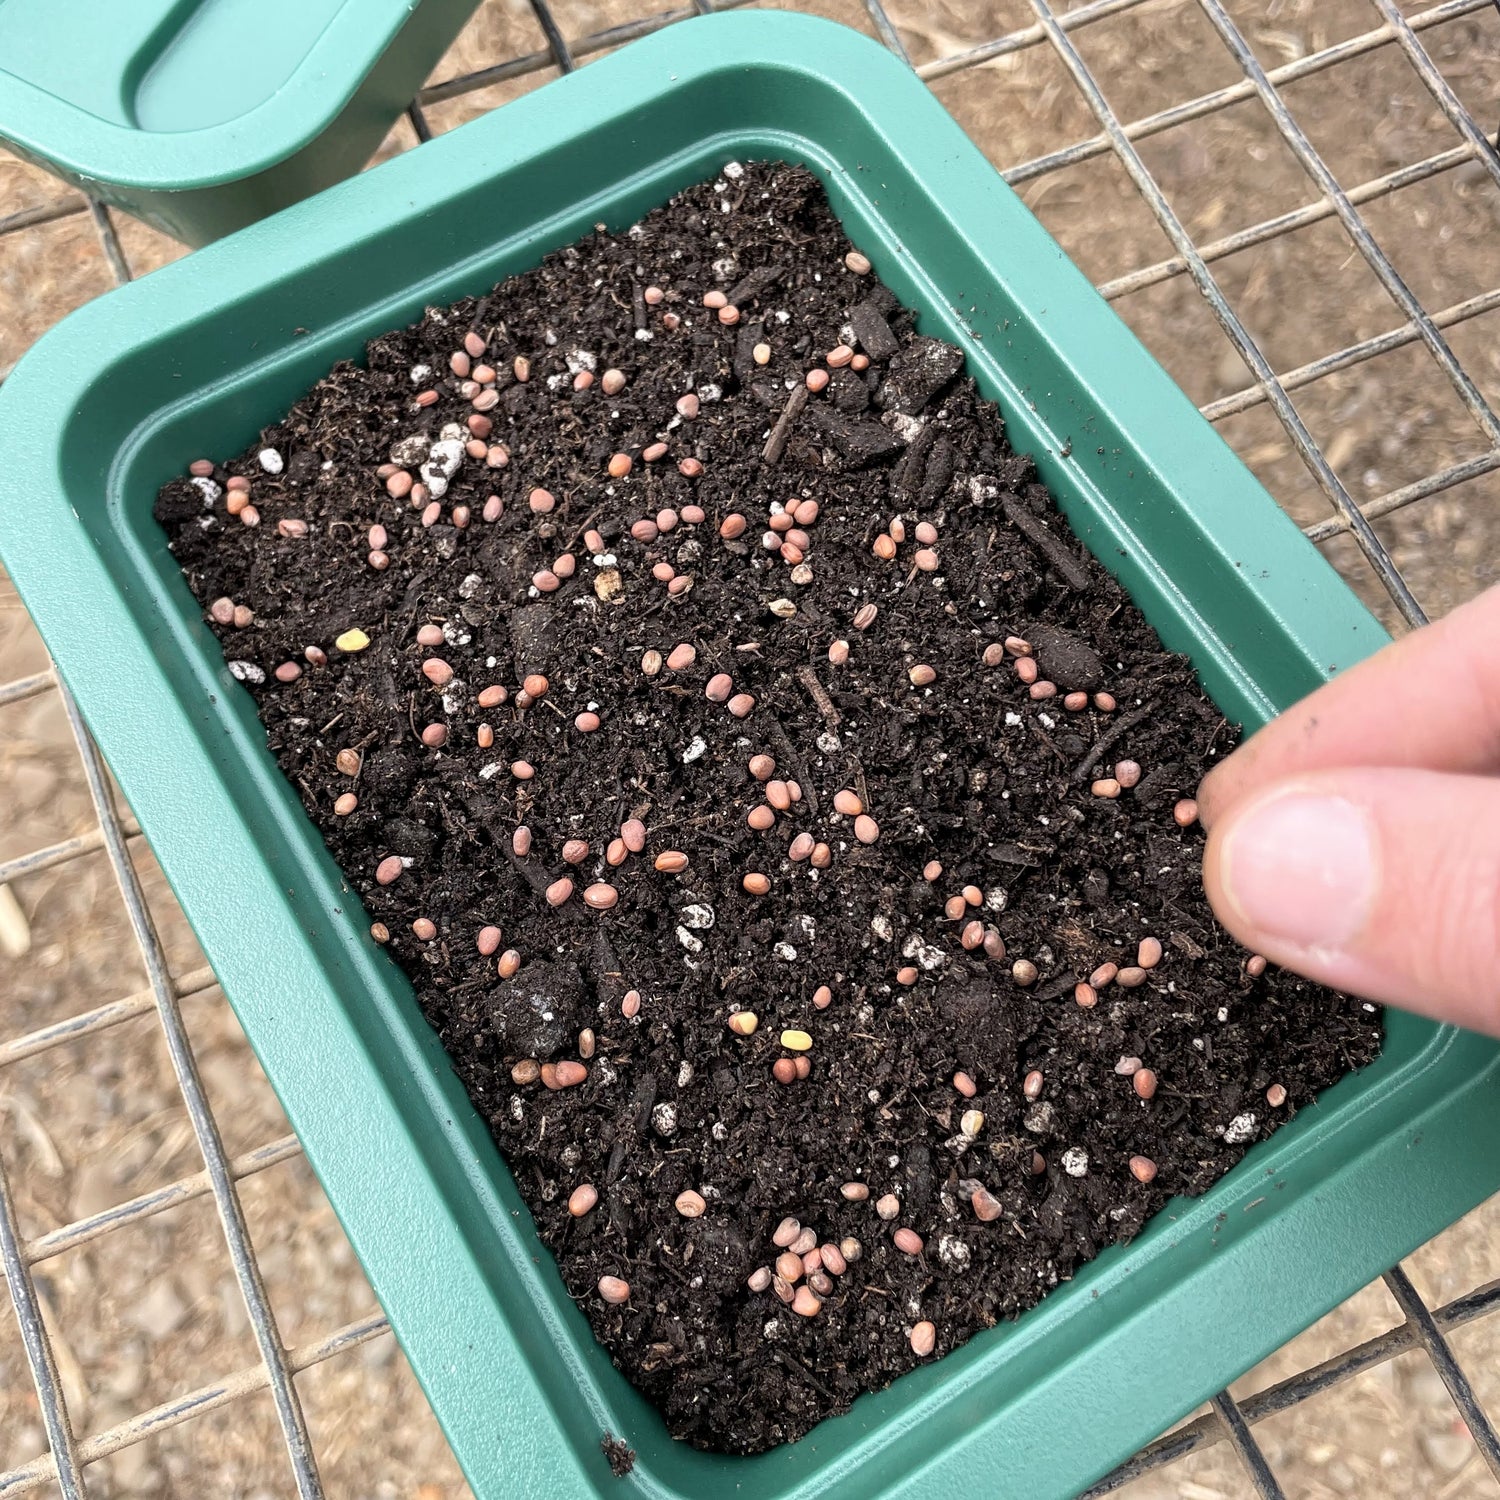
[1197,582,1500,1036]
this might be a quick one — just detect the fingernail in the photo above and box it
[1220,791,1376,950]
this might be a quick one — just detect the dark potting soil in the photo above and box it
[156,162,1382,1456]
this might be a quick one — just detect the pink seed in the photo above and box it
[854,815,879,844]
[277,518,308,539]
[828,639,850,665]
[727,693,756,718]
[810,843,832,869]
[915,521,938,545]
[961,920,985,950]
[375,856,404,886]
[1117,966,1148,988]
[387,472,413,499]
[421,658,453,686]
[1091,962,1118,988]
[953,1071,977,1098]
[451,351,471,378]
[1138,937,1163,969]
[545,878,574,907]
[1134,1069,1158,1100]
[476,925,502,956]
[631,519,659,543]
[766,780,792,812]
[705,673,733,703]
[702,291,727,309]
[1246,954,1268,977]
[1024,1070,1044,1099]
[575,711,600,732]
[643,442,668,462]
[464,331,487,358]
[910,1322,936,1357]
[791,1286,821,1317]
[747,805,776,831]
[841,1182,869,1201]
[1094,692,1117,712]
[788,833,815,862]
[944,895,967,921]
[584,883,619,910]
[923,860,943,881]
[773,1217,801,1248]
[621,819,647,853]
[1064,692,1089,711]
[606,838,627,866]
[553,553,576,578]
[821,1243,847,1275]
[512,760,535,780]
[561,839,590,864]
[748,754,776,780]
[826,344,854,368]
[853,603,878,630]
[909,664,937,687]
[1015,657,1039,685]
[421,724,448,748]
[477,685,507,709]
[654,851,689,873]
[412,917,437,942]
[275,662,302,683]
[914,548,939,571]
[622,990,641,1018]
[209,597,235,625]
[747,1267,772,1293]
[334,792,358,816]
[1092,778,1122,799]
[1129,1156,1158,1184]
[893,1228,924,1256]
[813,985,833,1009]
[1030,681,1057,700]
[1115,759,1142,789]
[239,505,260,527]
[601,368,627,394]
[1173,798,1199,827]
[305,645,327,668]
[667,643,697,671]
[1266,1083,1287,1107]
[608,453,633,478]
[568,1184,598,1217]
[833,789,863,816]
[896,966,918,986]
[483,495,503,522]
[597,1276,630,1305]
[528,488,555,514]
[682,504,706,524]
[805,369,830,392]
[498,949,522,978]
[421,501,442,527]
[678,457,703,477]
[1075,983,1098,1008]
[653,563,676,583]
[972,1187,1003,1222]
[533,570,560,592]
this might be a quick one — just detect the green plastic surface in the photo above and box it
[1,16,1497,1498]
[0,0,479,243]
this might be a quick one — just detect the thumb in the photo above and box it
[1202,767,1500,1036]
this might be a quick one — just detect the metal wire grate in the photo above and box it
[2,0,1498,1494]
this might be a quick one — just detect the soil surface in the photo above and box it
[155,162,1382,1455]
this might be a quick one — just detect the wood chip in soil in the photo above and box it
[155,161,1382,1456]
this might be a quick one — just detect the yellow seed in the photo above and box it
[753,342,771,365]
[960,1109,985,1138]
[728,1011,759,1036]
[335,628,370,652]
[781,1029,812,1052]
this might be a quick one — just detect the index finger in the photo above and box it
[1198,582,1500,826]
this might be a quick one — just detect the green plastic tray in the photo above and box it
[2,14,1497,1497]
[0,0,479,244]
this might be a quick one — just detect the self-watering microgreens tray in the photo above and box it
[2,13,1498,1498]
[0,0,479,244]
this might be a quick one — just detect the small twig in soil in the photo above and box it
[1069,702,1154,784]
[794,665,841,729]
[1000,494,1091,592]
[762,385,809,464]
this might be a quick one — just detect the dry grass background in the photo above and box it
[2,0,1498,1495]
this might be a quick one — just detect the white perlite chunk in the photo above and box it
[773,941,797,962]
[652,1102,677,1137]
[228,661,264,684]
[1224,1112,1258,1145]
[676,926,704,954]
[937,1236,971,1271]
[1062,1147,1089,1178]
[682,734,708,764]
[190,476,221,507]
[680,903,715,930]
[257,447,283,474]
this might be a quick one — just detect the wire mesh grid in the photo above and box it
[1,0,1498,1495]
